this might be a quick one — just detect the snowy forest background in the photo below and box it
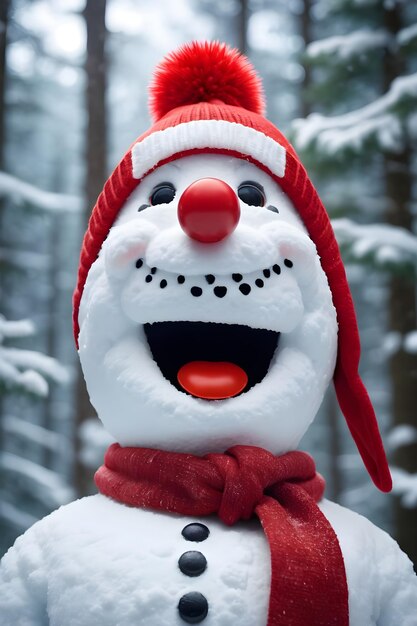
[1,0,417,570]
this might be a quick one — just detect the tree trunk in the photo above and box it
[0,0,10,454]
[237,0,249,55]
[299,0,313,119]
[75,0,108,497]
[383,4,417,571]
[0,0,9,169]
[84,0,108,213]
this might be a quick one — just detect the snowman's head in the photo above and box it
[78,152,337,454]
[74,42,391,490]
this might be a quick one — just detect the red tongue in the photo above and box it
[177,361,248,400]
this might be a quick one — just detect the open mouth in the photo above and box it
[144,321,280,399]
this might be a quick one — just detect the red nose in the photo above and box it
[178,178,240,243]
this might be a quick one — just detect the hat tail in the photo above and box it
[334,365,392,492]
[280,156,392,492]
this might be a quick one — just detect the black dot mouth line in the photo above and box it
[134,258,292,298]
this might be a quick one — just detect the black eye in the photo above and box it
[237,181,265,207]
[150,182,176,205]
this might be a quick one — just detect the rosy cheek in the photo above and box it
[104,221,159,281]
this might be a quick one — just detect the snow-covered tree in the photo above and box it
[0,167,81,554]
[0,313,73,554]
[0,0,85,556]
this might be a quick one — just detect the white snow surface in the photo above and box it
[307,30,388,61]
[0,495,416,625]
[292,73,417,154]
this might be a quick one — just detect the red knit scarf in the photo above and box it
[95,444,349,625]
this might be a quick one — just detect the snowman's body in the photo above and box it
[2,43,417,625]
[1,494,416,626]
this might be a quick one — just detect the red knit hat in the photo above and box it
[73,41,392,492]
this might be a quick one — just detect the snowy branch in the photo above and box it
[0,452,74,508]
[307,29,388,61]
[0,315,69,397]
[397,23,417,48]
[0,316,34,340]
[333,218,417,268]
[0,247,49,271]
[0,171,82,213]
[380,331,417,360]
[386,425,417,451]
[0,500,38,532]
[292,73,417,155]
[390,466,417,508]
[404,331,417,354]
[3,415,67,452]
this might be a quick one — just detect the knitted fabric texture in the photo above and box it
[95,443,349,626]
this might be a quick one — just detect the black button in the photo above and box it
[179,551,207,577]
[178,592,208,623]
[182,523,210,542]
[213,286,227,298]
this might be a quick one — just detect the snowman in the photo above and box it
[1,41,417,626]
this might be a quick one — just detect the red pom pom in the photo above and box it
[149,41,265,122]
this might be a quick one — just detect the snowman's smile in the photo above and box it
[134,257,288,298]
[144,321,280,399]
